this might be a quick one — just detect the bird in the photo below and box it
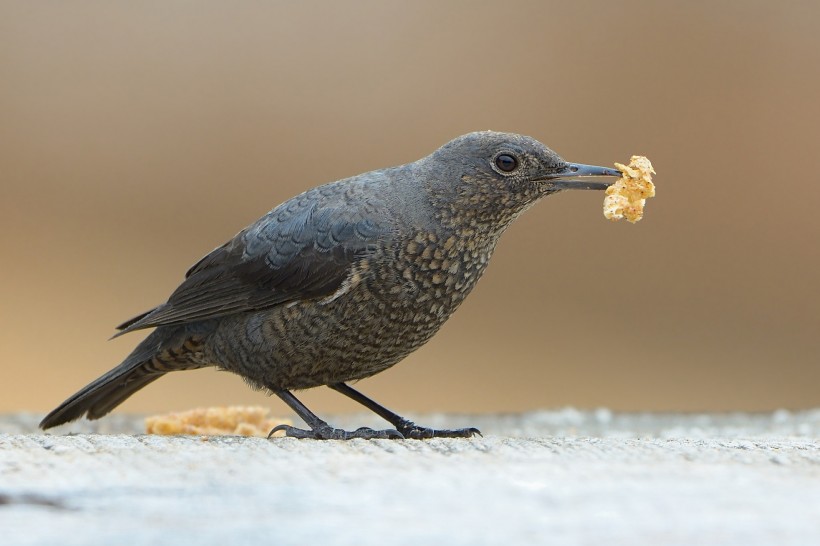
[40,131,621,439]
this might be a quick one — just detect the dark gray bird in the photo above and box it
[40,131,620,439]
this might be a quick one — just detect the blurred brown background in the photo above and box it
[2,1,819,418]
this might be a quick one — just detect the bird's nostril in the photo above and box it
[570,166,579,173]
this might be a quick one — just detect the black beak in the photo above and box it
[539,163,622,191]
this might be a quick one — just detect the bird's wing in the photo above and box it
[114,188,390,336]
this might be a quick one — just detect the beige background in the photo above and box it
[2,1,819,417]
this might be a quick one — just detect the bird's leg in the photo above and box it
[329,383,481,439]
[269,390,403,440]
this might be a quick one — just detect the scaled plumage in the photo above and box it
[41,131,620,439]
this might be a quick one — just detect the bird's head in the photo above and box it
[420,131,620,233]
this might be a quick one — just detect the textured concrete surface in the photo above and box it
[2,410,820,545]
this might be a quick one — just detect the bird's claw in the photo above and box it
[268,423,404,440]
[396,420,482,439]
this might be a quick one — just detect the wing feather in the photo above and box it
[114,183,389,336]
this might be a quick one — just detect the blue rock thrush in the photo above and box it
[40,131,620,439]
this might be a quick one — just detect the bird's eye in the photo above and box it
[494,153,518,173]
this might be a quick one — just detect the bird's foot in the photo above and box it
[268,423,404,440]
[395,419,482,439]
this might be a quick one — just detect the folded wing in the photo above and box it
[115,188,390,336]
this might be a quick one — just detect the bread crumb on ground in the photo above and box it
[145,406,291,437]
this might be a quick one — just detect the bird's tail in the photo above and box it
[39,328,199,430]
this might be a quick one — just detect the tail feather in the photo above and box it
[39,355,167,430]
[84,373,165,420]
[39,328,199,430]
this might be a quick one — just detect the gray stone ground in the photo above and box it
[2,409,820,545]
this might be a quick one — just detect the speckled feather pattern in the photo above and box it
[40,131,584,428]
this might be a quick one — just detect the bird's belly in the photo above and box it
[211,257,488,391]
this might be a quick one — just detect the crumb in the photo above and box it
[145,406,291,437]
[604,156,655,223]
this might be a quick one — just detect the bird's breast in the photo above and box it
[374,229,497,321]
